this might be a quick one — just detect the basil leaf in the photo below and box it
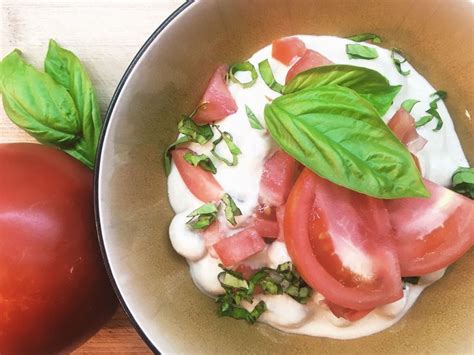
[228,62,258,88]
[186,203,218,230]
[163,136,191,175]
[222,193,242,226]
[245,105,264,130]
[265,85,429,199]
[431,90,447,101]
[284,64,402,116]
[218,271,249,290]
[391,48,410,76]
[401,99,419,113]
[346,44,379,60]
[347,33,382,43]
[258,59,284,93]
[0,49,80,146]
[211,127,242,166]
[451,167,474,199]
[415,115,433,128]
[183,151,217,174]
[45,39,102,169]
[178,117,213,144]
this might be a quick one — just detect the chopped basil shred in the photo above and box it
[415,91,447,131]
[211,126,242,166]
[346,44,378,60]
[186,203,218,230]
[347,33,382,43]
[245,105,264,130]
[178,116,214,144]
[216,262,312,324]
[183,152,217,174]
[222,193,242,226]
[451,167,474,199]
[164,136,192,176]
[258,59,284,93]
[401,99,420,113]
[228,62,258,88]
[391,48,410,76]
[402,276,420,285]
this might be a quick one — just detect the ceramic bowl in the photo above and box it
[96,1,473,353]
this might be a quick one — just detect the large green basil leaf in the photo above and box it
[45,39,102,169]
[265,85,428,199]
[0,49,80,146]
[284,64,402,116]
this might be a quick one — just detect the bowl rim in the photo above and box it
[93,1,193,353]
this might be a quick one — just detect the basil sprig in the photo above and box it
[346,44,379,60]
[245,105,264,130]
[216,262,311,324]
[401,99,420,113]
[228,62,258,88]
[284,64,401,116]
[183,151,217,174]
[222,193,242,226]
[211,126,242,166]
[186,203,218,230]
[451,167,474,199]
[347,33,382,43]
[265,85,429,199]
[258,59,284,93]
[1,41,102,169]
[415,91,447,131]
[391,48,410,76]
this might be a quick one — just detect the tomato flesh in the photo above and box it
[272,37,307,65]
[193,64,238,124]
[388,108,427,154]
[172,148,223,202]
[284,168,403,310]
[214,228,265,266]
[285,49,332,83]
[385,179,474,276]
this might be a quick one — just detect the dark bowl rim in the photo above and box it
[93,1,193,354]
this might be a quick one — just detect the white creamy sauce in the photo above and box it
[167,36,469,338]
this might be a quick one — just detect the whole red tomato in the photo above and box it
[0,143,117,354]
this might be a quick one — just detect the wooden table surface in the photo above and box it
[1,0,183,353]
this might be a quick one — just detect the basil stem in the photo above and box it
[186,203,218,230]
[347,33,382,43]
[183,151,217,174]
[401,99,420,113]
[221,193,242,226]
[451,167,474,199]
[346,44,378,60]
[211,126,242,166]
[228,62,258,88]
[258,59,284,93]
[245,105,264,130]
[391,48,411,76]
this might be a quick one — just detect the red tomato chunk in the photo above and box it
[286,49,332,83]
[214,228,265,267]
[272,37,307,65]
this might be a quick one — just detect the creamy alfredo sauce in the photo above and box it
[167,35,469,339]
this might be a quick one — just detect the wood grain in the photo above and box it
[1,0,183,353]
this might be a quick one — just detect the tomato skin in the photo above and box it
[272,37,307,65]
[324,300,372,322]
[0,144,117,354]
[172,148,223,202]
[284,169,403,310]
[285,49,332,83]
[386,179,474,276]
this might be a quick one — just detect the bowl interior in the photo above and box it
[97,0,473,353]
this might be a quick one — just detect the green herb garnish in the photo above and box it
[265,85,428,199]
[451,167,474,199]
[401,99,420,113]
[346,44,378,60]
[415,91,447,131]
[211,126,242,166]
[258,59,284,93]
[402,276,420,285]
[391,48,410,76]
[222,193,242,226]
[245,105,264,130]
[228,62,258,88]
[186,203,218,230]
[347,33,382,43]
[183,151,217,174]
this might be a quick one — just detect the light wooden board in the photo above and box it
[1,0,183,352]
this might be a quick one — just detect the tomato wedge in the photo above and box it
[285,49,332,83]
[388,108,427,154]
[385,179,474,276]
[259,150,301,207]
[172,148,223,202]
[272,37,307,65]
[284,169,403,310]
[214,228,265,267]
[193,64,238,124]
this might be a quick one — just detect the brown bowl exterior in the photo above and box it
[96,1,473,353]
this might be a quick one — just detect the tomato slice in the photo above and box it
[385,179,474,276]
[172,148,223,202]
[388,108,427,154]
[259,150,301,207]
[272,37,307,65]
[193,64,238,124]
[284,169,403,310]
[285,49,332,83]
[324,300,373,322]
[213,228,265,267]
